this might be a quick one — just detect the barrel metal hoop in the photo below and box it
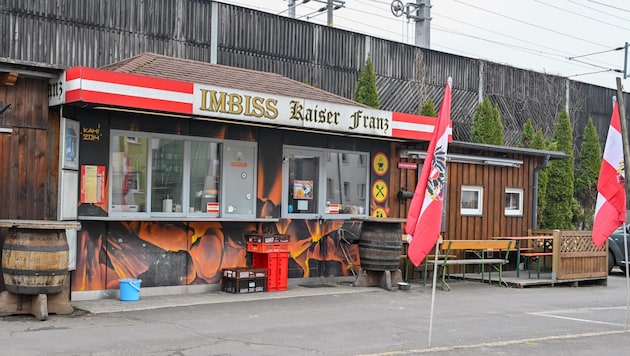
[2,243,68,252]
[358,242,401,251]
[2,268,67,276]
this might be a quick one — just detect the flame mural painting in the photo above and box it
[71,220,362,291]
[71,100,387,294]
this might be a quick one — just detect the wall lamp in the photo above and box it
[400,150,522,168]
[397,189,414,200]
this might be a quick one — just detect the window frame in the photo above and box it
[460,185,483,216]
[108,130,257,218]
[504,187,524,216]
[282,145,370,219]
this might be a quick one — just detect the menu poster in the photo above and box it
[81,165,106,203]
[293,180,313,200]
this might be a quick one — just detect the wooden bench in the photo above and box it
[520,252,553,279]
[427,240,514,291]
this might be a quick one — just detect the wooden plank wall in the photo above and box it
[0,77,57,220]
[1,1,627,147]
[392,148,535,241]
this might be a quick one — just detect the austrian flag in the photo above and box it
[592,97,626,248]
[405,78,452,266]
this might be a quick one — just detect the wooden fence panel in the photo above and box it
[551,230,607,280]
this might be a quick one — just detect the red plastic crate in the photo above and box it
[251,251,289,291]
[247,241,289,253]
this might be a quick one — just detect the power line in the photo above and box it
[534,0,630,31]
[568,47,625,60]
[569,57,621,72]
[434,11,585,62]
[567,0,630,24]
[587,0,630,13]
[220,0,627,87]
[276,0,308,16]
[453,0,613,49]
[432,25,596,70]
[568,68,622,78]
[303,1,620,72]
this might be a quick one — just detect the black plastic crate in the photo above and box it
[221,276,267,293]
[222,267,267,279]
[246,233,290,243]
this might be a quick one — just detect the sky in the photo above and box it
[220,0,630,91]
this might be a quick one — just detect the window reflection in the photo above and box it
[189,141,220,214]
[325,152,367,214]
[151,138,184,213]
[110,136,148,212]
[287,154,319,214]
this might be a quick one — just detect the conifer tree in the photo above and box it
[543,109,574,229]
[471,97,503,145]
[420,99,437,117]
[573,118,601,229]
[354,55,379,108]
[519,118,535,148]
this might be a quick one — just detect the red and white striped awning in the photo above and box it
[51,66,450,142]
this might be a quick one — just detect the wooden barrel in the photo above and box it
[358,221,402,271]
[2,228,69,295]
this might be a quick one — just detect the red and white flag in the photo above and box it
[405,79,452,266]
[593,97,626,248]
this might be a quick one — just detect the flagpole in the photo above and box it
[404,77,452,348]
[616,78,630,329]
[624,224,629,329]
[428,240,440,347]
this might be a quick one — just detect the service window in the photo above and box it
[108,130,256,218]
[151,138,184,214]
[505,188,523,216]
[282,146,369,218]
[110,135,149,213]
[461,185,483,216]
[189,141,221,216]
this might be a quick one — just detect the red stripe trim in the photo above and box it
[65,67,83,81]
[391,128,433,141]
[392,112,436,125]
[77,67,193,93]
[65,90,82,103]
[81,90,193,114]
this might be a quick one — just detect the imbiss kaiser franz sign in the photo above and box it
[194,85,391,137]
[51,66,439,141]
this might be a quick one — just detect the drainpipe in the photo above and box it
[532,154,551,229]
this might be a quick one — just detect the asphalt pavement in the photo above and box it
[3,272,630,355]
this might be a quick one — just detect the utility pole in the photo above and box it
[290,0,344,26]
[415,0,431,49]
[327,0,334,27]
[390,0,432,48]
[289,0,296,18]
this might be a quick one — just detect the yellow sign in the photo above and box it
[372,179,388,203]
[372,207,387,218]
[373,152,388,176]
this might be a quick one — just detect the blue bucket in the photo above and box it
[119,278,142,301]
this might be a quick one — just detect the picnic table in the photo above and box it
[494,235,553,279]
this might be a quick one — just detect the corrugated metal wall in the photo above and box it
[1,0,626,147]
